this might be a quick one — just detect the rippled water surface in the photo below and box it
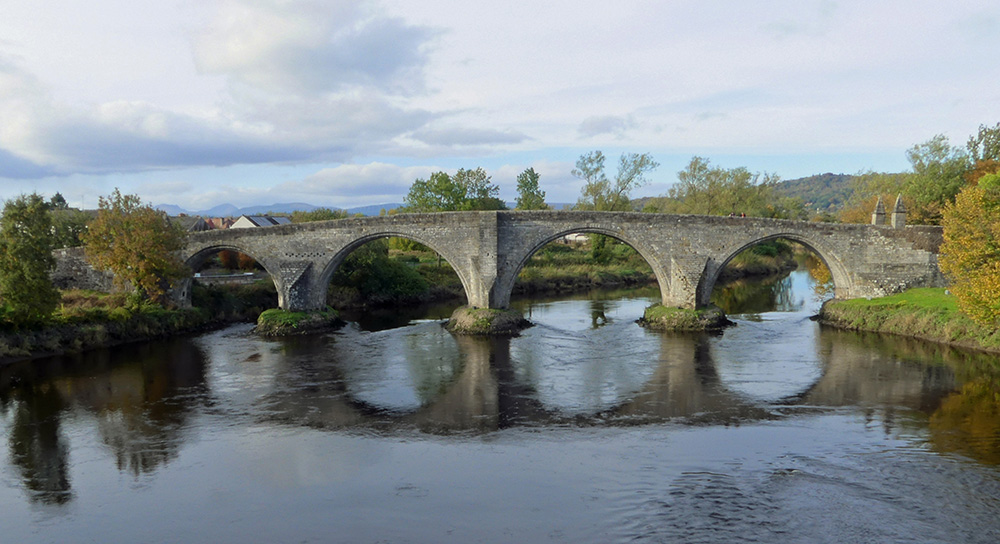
[2,271,999,543]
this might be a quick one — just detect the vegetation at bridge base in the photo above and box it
[445,306,531,336]
[254,307,342,337]
[0,290,209,364]
[639,304,733,332]
[818,288,1000,353]
[0,281,279,365]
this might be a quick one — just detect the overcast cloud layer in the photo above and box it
[1,0,998,211]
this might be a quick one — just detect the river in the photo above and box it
[1,270,999,543]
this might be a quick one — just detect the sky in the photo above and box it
[1,0,998,212]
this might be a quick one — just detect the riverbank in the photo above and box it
[818,288,1000,354]
[0,282,277,366]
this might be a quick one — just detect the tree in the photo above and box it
[515,167,547,210]
[403,168,505,212]
[939,172,1000,326]
[453,167,505,210]
[652,157,803,219]
[573,151,659,211]
[49,192,68,210]
[49,208,93,248]
[0,193,60,326]
[967,122,1000,164]
[904,134,970,224]
[81,189,188,304]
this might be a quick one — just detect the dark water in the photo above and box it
[2,271,1000,543]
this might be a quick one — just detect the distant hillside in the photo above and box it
[155,202,402,217]
[775,173,854,212]
[346,203,402,216]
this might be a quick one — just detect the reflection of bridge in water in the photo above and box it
[0,321,970,505]
[254,328,958,434]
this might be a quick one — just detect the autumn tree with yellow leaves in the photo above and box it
[939,172,1000,326]
[82,189,188,305]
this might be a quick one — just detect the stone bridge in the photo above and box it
[177,210,946,311]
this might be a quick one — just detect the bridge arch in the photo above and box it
[698,233,854,307]
[493,227,667,309]
[180,244,283,306]
[316,232,476,308]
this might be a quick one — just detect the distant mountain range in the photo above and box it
[155,202,404,217]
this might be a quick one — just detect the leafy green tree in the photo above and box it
[48,192,68,210]
[967,122,1000,164]
[939,172,1000,326]
[0,194,60,326]
[331,238,428,302]
[839,134,969,226]
[515,167,547,210]
[453,167,505,210]
[573,151,659,211]
[403,168,505,212]
[81,189,188,304]
[652,157,803,219]
[49,208,93,248]
[904,134,970,224]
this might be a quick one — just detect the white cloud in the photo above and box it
[2,0,1000,208]
[193,0,437,96]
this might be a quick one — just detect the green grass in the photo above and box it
[834,287,959,312]
[820,288,1000,352]
[640,304,732,331]
[255,307,340,336]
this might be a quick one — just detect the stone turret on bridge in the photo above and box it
[173,210,946,313]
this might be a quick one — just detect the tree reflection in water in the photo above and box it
[7,382,72,504]
[1,339,209,502]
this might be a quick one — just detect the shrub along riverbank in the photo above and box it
[818,288,1000,354]
[0,282,277,365]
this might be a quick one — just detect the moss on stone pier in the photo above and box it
[445,306,531,336]
[255,307,343,336]
[638,304,733,331]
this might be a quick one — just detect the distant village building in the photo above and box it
[230,215,292,229]
[170,216,212,232]
[206,217,236,230]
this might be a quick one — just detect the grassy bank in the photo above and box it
[0,282,278,364]
[818,288,1000,353]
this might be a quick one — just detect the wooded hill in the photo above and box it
[773,173,854,213]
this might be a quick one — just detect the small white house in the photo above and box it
[230,215,292,229]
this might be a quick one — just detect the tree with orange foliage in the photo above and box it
[939,173,1000,326]
[237,252,257,271]
[218,249,239,270]
[82,189,188,304]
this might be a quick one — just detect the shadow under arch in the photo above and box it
[180,244,282,305]
[494,227,665,309]
[698,233,852,308]
[316,232,476,307]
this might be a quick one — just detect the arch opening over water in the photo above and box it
[317,234,469,311]
[181,244,280,308]
[700,234,848,309]
[496,228,666,310]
